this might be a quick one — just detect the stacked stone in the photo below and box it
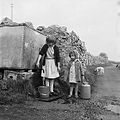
[0,17,34,28]
[36,25,87,73]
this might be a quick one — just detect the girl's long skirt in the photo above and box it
[41,59,59,79]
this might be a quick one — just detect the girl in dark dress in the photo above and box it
[36,36,60,95]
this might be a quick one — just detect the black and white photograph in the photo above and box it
[0,0,120,120]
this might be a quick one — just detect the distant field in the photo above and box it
[109,60,120,65]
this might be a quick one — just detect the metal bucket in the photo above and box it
[80,82,91,99]
[38,86,50,98]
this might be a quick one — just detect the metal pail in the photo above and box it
[38,86,50,98]
[80,82,91,99]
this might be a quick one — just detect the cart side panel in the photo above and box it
[0,26,24,68]
[23,26,46,69]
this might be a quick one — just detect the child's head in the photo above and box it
[69,50,79,60]
[46,35,56,47]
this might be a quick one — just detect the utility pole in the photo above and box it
[11,3,13,21]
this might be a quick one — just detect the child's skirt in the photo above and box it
[41,58,59,79]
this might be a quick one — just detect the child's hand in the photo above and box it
[64,70,68,81]
[57,66,61,72]
[81,75,84,81]
[57,62,61,72]
[36,62,39,67]
[82,75,85,79]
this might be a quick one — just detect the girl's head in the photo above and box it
[46,35,56,47]
[69,50,79,60]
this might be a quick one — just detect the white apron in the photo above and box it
[41,46,59,79]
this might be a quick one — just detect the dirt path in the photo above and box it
[25,65,120,120]
[92,65,120,120]
[1,65,120,120]
[93,65,120,98]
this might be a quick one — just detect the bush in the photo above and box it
[84,65,98,93]
[0,74,36,105]
[0,89,26,105]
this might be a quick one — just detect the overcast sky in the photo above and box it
[0,0,120,61]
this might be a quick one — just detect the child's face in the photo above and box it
[47,42,54,47]
[70,54,76,60]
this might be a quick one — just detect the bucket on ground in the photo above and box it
[80,82,91,99]
[38,86,50,99]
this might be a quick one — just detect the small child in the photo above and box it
[65,50,84,98]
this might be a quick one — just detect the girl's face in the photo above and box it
[47,42,54,47]
[70,54,76,61]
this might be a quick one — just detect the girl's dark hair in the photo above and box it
[46,36,56,44]
[69,51,75,58]
[69,50,79,58]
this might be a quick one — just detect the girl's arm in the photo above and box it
[36,44,47,67]
[64,68,69,82]
[36,55,42,67]
[57,62,61,71]
[80,62,84,76]
[80,62,85,82]
[64,62,71,82]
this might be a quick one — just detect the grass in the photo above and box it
[0,63,110,105]
[85,63,111,93]
[0,76,35,105]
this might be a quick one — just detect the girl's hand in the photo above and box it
[82,75,84,79]
[36,55,41,67]
[82,76,85,80]
[57,66,61,72]
[36,62,39,67]
[57,62,61,72]
[82,75,86,83]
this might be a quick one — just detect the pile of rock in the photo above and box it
[37,25,87,75]
[0,17,34,29]
[36,24,108,75]
[0,17,18,26]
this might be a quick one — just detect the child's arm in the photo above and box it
[64,62,70,82]
[80,62,85,83]
[64,69,68,82]
[36,55,42,67]
[57,62,61,72]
